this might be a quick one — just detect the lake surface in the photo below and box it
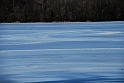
[0,22,124,83]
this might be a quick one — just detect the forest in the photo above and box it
[0,0,124,22]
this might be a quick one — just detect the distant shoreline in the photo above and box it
[0,21,124,24]
[1,0,123,23]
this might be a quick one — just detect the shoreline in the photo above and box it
[0,21,123,24]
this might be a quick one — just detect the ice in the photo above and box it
[0,21,124,83]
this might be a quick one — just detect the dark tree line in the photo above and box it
[0,0,124,22]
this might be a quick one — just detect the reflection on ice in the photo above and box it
[96,31,123,35]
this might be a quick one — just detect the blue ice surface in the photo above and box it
[0,21,124,83]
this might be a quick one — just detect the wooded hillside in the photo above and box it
[0,0,124,22]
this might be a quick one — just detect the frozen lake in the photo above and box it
[0,22,124,83]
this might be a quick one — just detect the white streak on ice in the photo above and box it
[0,48,124,52]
